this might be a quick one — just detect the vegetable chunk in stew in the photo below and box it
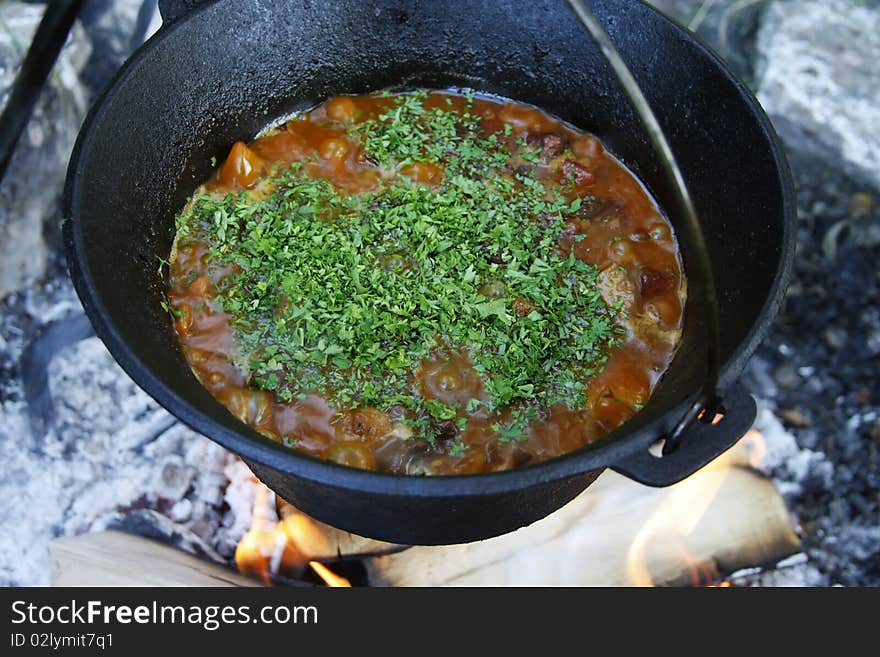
[168,90,685,475]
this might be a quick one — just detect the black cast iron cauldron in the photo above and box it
[63,0,795,545]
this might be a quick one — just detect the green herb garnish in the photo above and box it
[177,92,619,443]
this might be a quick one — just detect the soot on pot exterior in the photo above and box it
[64,0,795,545]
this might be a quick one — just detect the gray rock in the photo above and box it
[823,327,847,350]
[0,3,91,298]
[756,0,880,189]
[77,0,160,94]
[773,362,800,388]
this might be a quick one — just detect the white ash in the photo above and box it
[22,284,83,332]
[730,557,827,587]
[0,322,231,585]
[91,508,225,563]
[751,401,833,498]
[216,458,261,558]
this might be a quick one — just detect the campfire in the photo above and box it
[50,424,798,587]
[624,427,769,587]
[234,485,353,587]
[219,426,797,587]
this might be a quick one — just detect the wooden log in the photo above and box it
[50,531,259,587]
[276,503,399,561]
[365,436,801,586]
[243,433,800,586]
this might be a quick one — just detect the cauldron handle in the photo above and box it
[567,0,727,456]
[610,383,756,486]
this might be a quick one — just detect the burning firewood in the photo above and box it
[365,433,800,586]
[48,432,799,587]
[49,531,259,587]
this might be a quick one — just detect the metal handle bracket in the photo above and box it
[567,0,724,454]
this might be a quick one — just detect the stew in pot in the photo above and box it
[167,89,685,475]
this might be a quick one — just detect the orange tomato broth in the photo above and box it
[168,90,684,475]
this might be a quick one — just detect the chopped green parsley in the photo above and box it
[176,91,619,444]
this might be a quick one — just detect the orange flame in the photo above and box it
[234,486,286,585]
[309,561,352,587]
[697,410,725,426]
[625,427,764,587]
[234,482,352,586]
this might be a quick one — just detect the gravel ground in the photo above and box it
[742,153,880,586]
[652,0,880,586]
